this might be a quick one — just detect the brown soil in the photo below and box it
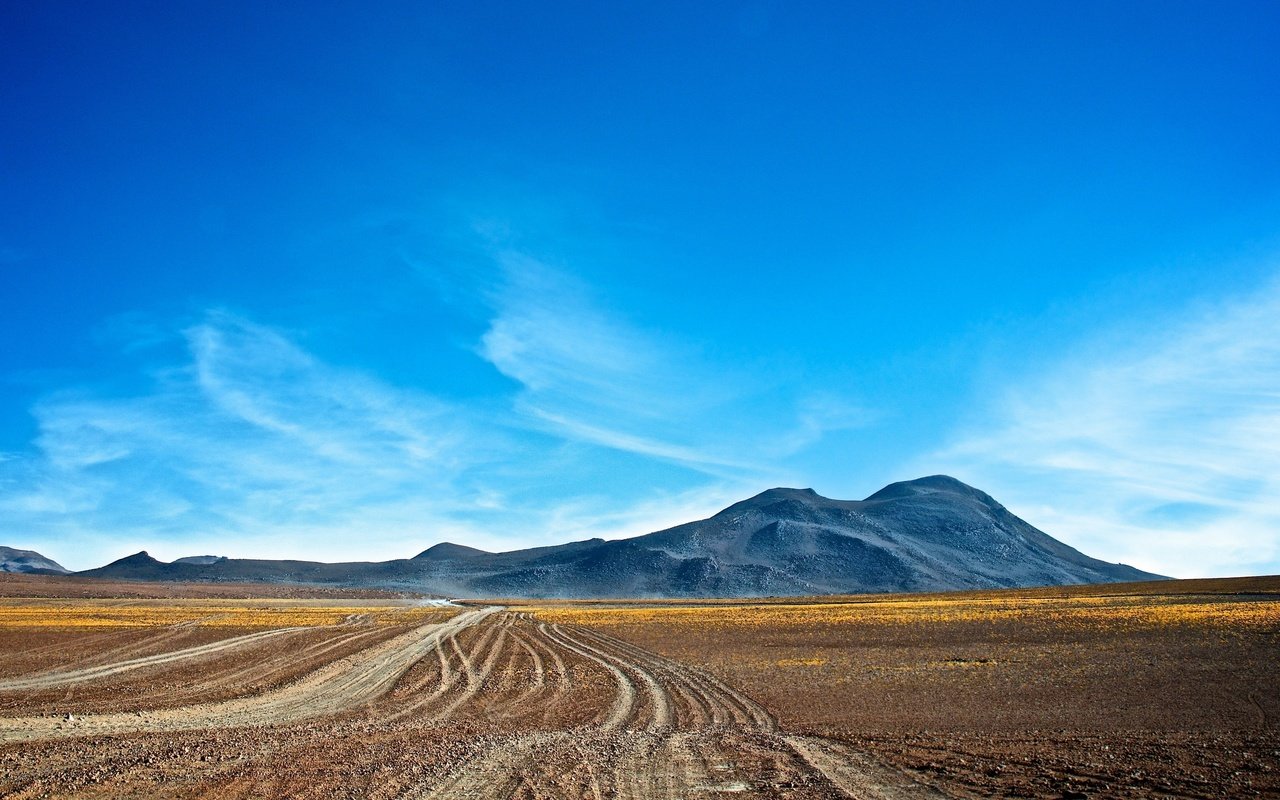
[0,576,1276,798]
[0,624,420,716]
[537,577,1280,798]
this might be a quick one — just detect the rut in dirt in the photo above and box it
[395,613,951,800]
[0,607,497,742]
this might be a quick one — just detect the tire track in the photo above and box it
[211,625,391,687]
[404,615,954,800]
[378,629,469,723]
[380,613,512,723]
[414,731,553,800]
[0,610,415,694]
[573,626,775,730]
[473,625,550,720]
[403,618,677,800]
[497,621,575,725]
[0,626,313,691]
[533,623,571,694]
[0,607,497,742]
[784,735,952,799]
[427,616,510,722]
[405,620,751,800]
[0,626,197,679]
[537,623,643,731]
[573,629,716,724]
[552,623,673,730]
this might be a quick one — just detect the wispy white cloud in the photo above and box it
[928,274,1280,578]
[478,250,716,418]
[476,253,725,468]
[1,311,503,569]
[523,407,762,475]
[471,245,863,481]
[777,393,881,456]
[187,313,461,469]
[0,305,810,570]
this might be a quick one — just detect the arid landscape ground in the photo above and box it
[0,574,1275,798]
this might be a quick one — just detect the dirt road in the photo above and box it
[402,617,948,799]
[0,606,947,798]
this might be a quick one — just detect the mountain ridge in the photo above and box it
[29,476,1167,596]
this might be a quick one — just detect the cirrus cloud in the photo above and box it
[928,274,1280,578]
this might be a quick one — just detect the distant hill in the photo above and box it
[73,476,1165,597]
[0,546,69,574]
[172,555,228,566]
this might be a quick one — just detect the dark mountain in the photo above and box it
[0,546,70,574]
[75,476,1165,597]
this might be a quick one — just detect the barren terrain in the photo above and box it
[0,576,1276,798]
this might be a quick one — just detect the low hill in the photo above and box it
[0,546,69,575]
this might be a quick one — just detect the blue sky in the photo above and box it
[3,1,1279,576]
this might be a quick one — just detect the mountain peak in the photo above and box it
[863,474,985,502]
[414,542,490,560]
[111,551,163,566]
[722,487,823,512]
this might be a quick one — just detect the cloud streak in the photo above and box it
[2,311,504,568]
[930,275,1280,577]
[472,246,862,480]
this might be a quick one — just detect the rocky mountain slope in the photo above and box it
[65,476,1164,597]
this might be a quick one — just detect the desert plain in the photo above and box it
[0,573,1276,798]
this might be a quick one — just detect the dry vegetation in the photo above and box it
[523,590,1280,631]
[0,599,454,629]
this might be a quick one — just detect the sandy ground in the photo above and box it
[0,576,1276,797]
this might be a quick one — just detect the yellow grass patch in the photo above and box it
[521,594,1280,633]
[0,600,457,629]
